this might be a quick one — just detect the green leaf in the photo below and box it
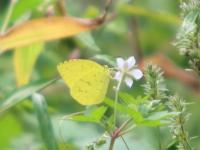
[32,93,58,150]
[14,42,44,86]
[76,32,101,52]
[69,106,107,123]
[166,140,177,149]
[181,10,200,33]
[119,92,148,105]
[11,0,43,21]
[138,120,162,127]
[147,111,178,120]
[90,106,107,121]
[104,97,144,123]
[138,111,177,127]
[0,79,57,114]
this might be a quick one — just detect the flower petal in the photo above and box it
[129,69,143,80]
[125,76,133,88]
[116,57,125,70]
[126,56,136,69]
[114,71,123,81]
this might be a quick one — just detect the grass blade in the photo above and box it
[32,93,58,150]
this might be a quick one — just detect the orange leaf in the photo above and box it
[0,16,104,52]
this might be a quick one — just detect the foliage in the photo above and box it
[0,0,200,150]
[175,0,200,75]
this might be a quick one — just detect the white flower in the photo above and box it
[114,56,143,88]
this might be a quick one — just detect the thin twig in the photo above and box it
[38,77,60,93]
[109,118,132,150]
[102,0,113,18]
[119,125,136,136]
[120,136,130,150]
[99,0,113,23]
[118,118,133,131]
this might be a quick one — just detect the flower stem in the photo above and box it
[114,73,124,127]
[1,0,17,35]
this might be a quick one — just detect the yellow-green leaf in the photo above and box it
[14,42,44,86]
[0,16,103,52]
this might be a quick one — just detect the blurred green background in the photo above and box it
[0,0,200,150]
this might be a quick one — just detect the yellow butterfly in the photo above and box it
[57,59,110,105]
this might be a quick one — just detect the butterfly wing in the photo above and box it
[57,59,103,87]
[70,67,110,105]
[57,59,110,105]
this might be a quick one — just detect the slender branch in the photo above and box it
[109,137,115,150]
[109,127,121,150]
[109,118,132,150]
[99,0,113,22]
[1,0,17,35]
[38,77,60,93]
[118,118,132,131]
[120,136,130,150]
[102,0,113,17]
[119,125,136,136]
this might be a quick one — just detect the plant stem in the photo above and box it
[109,118,132,150]
[110,73,126,150]
[1,0,17,35]
[109,137,115,150]
[180,121,192,150]
[114,73,124,127]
